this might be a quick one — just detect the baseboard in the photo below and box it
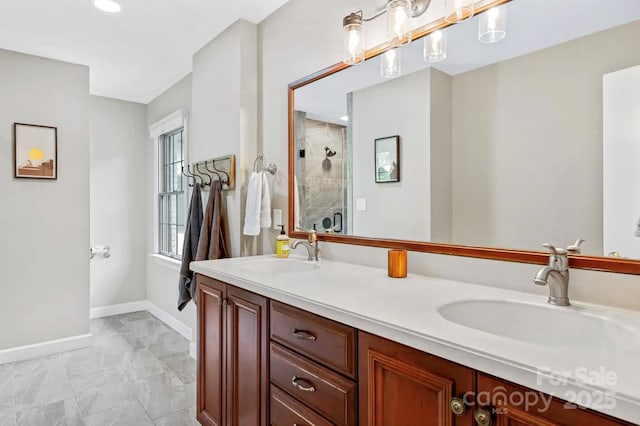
[145,302,192,341]
[91,300,195,359]
[90,301,150,319]
[0,334,91,365]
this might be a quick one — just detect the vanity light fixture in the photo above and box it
[444,0,475,23]
[342,0,431,66]
[381,48,402,79]
[479,5,507,43]
[424,30,447,63]
[93,0,121,13]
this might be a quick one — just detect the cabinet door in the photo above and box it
[197,276,226,426]
[359,332,475,426]
[226,286,269,426]
[477,374,631,426]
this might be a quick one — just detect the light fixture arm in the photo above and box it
[355,0,431,22]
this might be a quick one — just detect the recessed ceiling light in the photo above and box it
[93,0,121,13]
[339,115,349,122]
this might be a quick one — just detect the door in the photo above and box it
[226,285,269,426]
[197,276,226,426]
[359,331,475,426]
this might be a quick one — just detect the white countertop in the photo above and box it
[191,255,640,424]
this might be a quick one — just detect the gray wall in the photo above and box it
[192,19,258,258]
[146,74,196,334]
[451,21,640,255]
[90,95,147,309]
[0,50,90,349]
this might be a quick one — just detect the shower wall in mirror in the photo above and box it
[291,0,640,263]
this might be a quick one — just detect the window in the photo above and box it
[158,128,186,259]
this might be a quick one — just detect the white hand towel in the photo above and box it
[260,172,271,229]
[243,172,262,236]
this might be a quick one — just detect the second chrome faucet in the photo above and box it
[534,243,572,306]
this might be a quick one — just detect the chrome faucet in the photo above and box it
[291,228,319,261]
[534,243,571,306]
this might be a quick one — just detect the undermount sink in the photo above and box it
[239,257,319,274]
[439,299,640,352]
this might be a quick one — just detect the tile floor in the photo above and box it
[0,311,199,426]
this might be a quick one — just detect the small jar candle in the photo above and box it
[388,249,407,278]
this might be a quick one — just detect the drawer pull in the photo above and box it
[291,376,316,392]
[292,328,317,341]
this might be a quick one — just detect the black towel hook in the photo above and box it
[211,159,230,184]
[204,160,222,183]
[181,165,201,187]
[195,163,212,186]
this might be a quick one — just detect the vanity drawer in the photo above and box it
[270,342,356,426]
[271,385,333,426]
[270,300,356,378]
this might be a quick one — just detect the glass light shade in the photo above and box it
[444,0,474,23]
[387,0,412,46]
[343,19,365,65]
[479,6,507,43]
[381,48,402,79]
[424,30,447,63]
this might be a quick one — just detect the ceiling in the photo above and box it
[296,0,640,123]
[0,0,289,103]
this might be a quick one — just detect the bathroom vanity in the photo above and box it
[191,256,640,426]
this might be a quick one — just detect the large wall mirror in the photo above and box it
[288,0,640,274]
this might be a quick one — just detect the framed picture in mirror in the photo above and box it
[375,136,399,183]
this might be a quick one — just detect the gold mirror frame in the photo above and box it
[288,0,640,275]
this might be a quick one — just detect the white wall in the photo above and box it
[90,95,147,309]
[192,19,258,258]
[351,70,431,241]
[451,21,640,255]
[146,74,196,334]
[603,65,640,259]
[0,50,90,349]
[258,0,640,312]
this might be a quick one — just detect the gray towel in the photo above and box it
[196,180,229,264]
[177,183,203,311]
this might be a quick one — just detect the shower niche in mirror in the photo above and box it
[289,0,640,273]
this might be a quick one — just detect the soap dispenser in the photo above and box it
[276,225,290,258]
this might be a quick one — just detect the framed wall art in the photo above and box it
[13,123,58,180]
[375,135,400,183]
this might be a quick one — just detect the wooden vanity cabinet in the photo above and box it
[358,331,476,426]
[195,275,632,426]
[196,275,269,426]
[477,374,632,426]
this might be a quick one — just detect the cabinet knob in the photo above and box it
[292,328,317,341]
[291,376,316,392]
[449,397,467,416]
[474,409,493,426]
